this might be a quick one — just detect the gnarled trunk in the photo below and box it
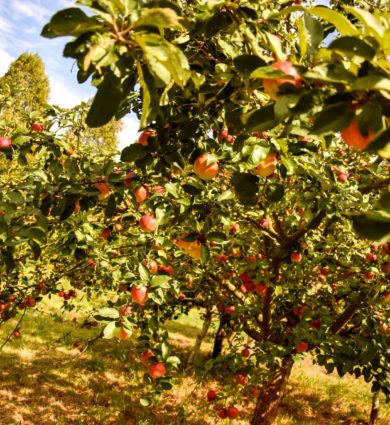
[369,391,380,425]
[251,356,293,425]
[212,313,229,358]
[187,308,212,367]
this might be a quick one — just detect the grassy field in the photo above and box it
[0,303,389,425]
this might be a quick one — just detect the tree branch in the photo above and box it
[359,177,390,195]
[331,296,362,335]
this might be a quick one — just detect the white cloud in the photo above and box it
[49,77,89,108]
[118,115,140,151]
[0,49,13,77]
[11,0,51,24]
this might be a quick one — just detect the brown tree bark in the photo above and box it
[369,391,380,425]
[186,308,212,367]
[212,313,229,358]
[250,357,294,425]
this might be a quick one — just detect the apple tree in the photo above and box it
[1,0,389,424]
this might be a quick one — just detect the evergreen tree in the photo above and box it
[0,53,49,120]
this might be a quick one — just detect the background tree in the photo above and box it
[0,53,49,123]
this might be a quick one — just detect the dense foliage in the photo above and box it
[1,1,389,424]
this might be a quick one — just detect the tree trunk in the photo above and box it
[369,391,380,425]
[187,308,212,367]
[250,357,294,425]
[212,313,229,358]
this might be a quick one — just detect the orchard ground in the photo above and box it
[0,300,388,425]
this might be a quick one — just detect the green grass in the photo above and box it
[0,305,388,425]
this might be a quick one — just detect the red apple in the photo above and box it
[124,171,136,187]
[225,305,235,314]
[131,286,148,304]
[296,341,309,353]
[230,246,241,257]
[337,172,349,183]
[227,406,240,419]
[177,293,186,300]
[216,254,228,262]
[310,318,321,329]
[255,283,267,296]
[234,373,248,386]
[252,152,278,177]
[383,290,390,304]
[13,330,21,338]
[94,183,110,201]
[31,122,44,132]
[365,253,377,262]
[140,349,154,367]
[241,348,251,358]
[114,223,123,232]
[139,213,157,232]
[193,153,219,181]
[158,265,173,275]
[0,137,12,149]
[363,272,374,280]
[341,118,375,150]
[217,408,228,419]
[218,129,234,143]
[138,130,156,146]
[207,390,217,402]
[99,228,110,241]
[134,185,149,203]
[145,260,158,274]
[263,61,302,100]
[148,362,166,379]
[383,262,390,274]
[229,223,240,234]
[291,251,302,263]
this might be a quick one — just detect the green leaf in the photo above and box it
[139,263,150,281]
[86,75,122,127]
[344,6,385,42]
[151,275,170,287]
[298,14,323,57]
[306,7,358,36]
[251,66,292,80]
[304,64,356,84]
[265,184,285,203]
[42,8,102,38]
[232,173,259,206]
[206,232,227,243]
[311,103,354,135]
[25,228,47,243]
[246,145,269,168]
[166,355,181,365]
[242,105,279,133]
[265,32,286,62]
[233,55,266,76]
[134,33,190,88]
[351,74,390,92]
[29,240,41,260]
[6,191,25,205]
[140,397,151,407]
[352,211,390,242]
[133,8,182,29]
[95,307,120,321]
[121,143,148,162]
[161,341,170,359]
[200,243,210,264]
[328,36,376,60]
[274,95,300,121]
[103,321,119,339]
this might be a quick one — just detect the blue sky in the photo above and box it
[0,0,137,148]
